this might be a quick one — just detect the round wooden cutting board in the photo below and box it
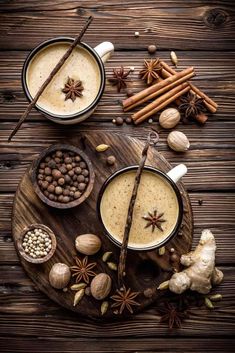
[12,131,193,319]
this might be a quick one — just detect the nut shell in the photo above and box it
[49,263,71,289]
[75,234,101,255]
[90,273,112,300]
[167,131,190,152]
[159,108,181,129]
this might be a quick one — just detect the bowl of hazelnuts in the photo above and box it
[30,144,95,209]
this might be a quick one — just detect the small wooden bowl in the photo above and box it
[30,143,95,209]
[17,224,57,264]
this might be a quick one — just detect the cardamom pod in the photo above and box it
[96,144,110,152]
[205,297,214,309]
[70,283,86,291]
[102,251,113,262]
[158,246,165,256]
[107,262,117,271]
[170,51,178,67]
[157,280,169,290]
[73,288,85,306]
[101,301,109,315]
[209,294,222,302]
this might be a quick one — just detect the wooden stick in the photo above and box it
[118,132,159,288]
[134,85,190,125]
[160,61,218,113]
[133,82,189,122]
[8,16,93,142]
[123,67,194,111]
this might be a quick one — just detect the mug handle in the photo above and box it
[94,41,114,63]
[167,164,187,183]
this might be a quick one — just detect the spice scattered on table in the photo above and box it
[108,66,131,92]
[37,149,90,204]
[70,256,96,284]
[75,234,101,255]
[148,44,157,54]
[106,155,116,166]
[90,273,112,300]
[159,108,181,129]
[134,31,140,37]
[139,58,162,85]
[111,285,140,314]
[22,227,52,259]
[170,51,178,67]
[49,263,71,289]
[167,131,190,152]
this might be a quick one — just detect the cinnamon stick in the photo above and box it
[123,67,194,111]
[160,61,217,113]
[8,16,93,142]
[118,132,159,288]
[133,83,190,124]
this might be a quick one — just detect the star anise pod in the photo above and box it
[62,77,84,102]
[111,285,140,314]
[108,66,131,92]
[179,91,206,119]
[142,209,166,232]
[70,256,96,284]
[139,58,162,85]
[158,302,188,329]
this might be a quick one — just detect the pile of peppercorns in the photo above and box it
[22,227,52,258]
[37,150,89,203]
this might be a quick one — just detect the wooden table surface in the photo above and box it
[0,1,234,352]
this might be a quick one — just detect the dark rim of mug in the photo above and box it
[97,165,183,251]
[22,37,106,120]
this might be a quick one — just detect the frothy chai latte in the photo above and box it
[100,170,179,249]
[26,42,101,116]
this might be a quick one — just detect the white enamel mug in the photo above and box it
[22,38,114,125]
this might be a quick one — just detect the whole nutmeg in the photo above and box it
[75,234,101,255]
[49,263,71,289]
[167,131,190,152]
[159,108,181,129]
[90,273,112,300]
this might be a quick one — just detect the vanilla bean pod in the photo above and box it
[118,132,159,288]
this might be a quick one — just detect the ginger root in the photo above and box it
[169,229,223,294]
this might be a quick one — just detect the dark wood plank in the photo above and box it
[0,51,235,122]
[0,266,234,337]
[0,1,234,50]
[0,337,234,353]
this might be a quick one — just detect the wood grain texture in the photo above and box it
[0,1,234,50]
[12,132,193,318]
[0,0,234,351]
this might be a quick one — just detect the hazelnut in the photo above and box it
[41,181,49,190]
[78,183,86,191]
[74,167,82,175]
[74,191,81,199]
[39,168,44,175]
[68,170,74,177]
[44,167,52,176]
[62,196,70,203]
[65,157,72,164]
[66,164,73,171]
[84,178,89,184]
[72,175,77,181]
[49,194,55,201]
[54,157,61,164]
[59,166,67,174]
[82,169,89,177]
[55,186,63,195]
[116,117,124,126]
[106,156,116,166]
[45,156,51,163]
[44,190,49,197]
[69,191,74,197]
[79,161,86,169]
[74,182,78,187]
[37,174,44,180]
[52,169,62,180]
[75,155,81,162]
[52,181,58,186]
[47,184,55,193]
[58,195,64,202]
[72,162,76,168]
[58,177,65,186]
[55,151,63,158]
[40,162,46,169]
[63,189,70,196]
[64,175,71,183]
[70,186,76,192]
[48,160,57,169]
[45,176,53,183]
[77,175,85,183]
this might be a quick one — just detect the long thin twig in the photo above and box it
[8,16,93,142]
[118,132,159,288]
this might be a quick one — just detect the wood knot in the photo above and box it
[204,8,228,29]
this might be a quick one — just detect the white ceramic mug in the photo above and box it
[22,38,114,125]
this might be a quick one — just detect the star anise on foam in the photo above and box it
[70,256,96,284]
[142,209,166,232]
[108,66,131,92]
[158,302,188,329]
[179,91,206,119]
[62,77,84,102]
[111,285,140,314]
[139,58,162,85]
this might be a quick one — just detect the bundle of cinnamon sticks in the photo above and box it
[122,60,218,125]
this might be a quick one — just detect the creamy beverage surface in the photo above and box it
[26,43,101,116]
[100,170,179,248]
